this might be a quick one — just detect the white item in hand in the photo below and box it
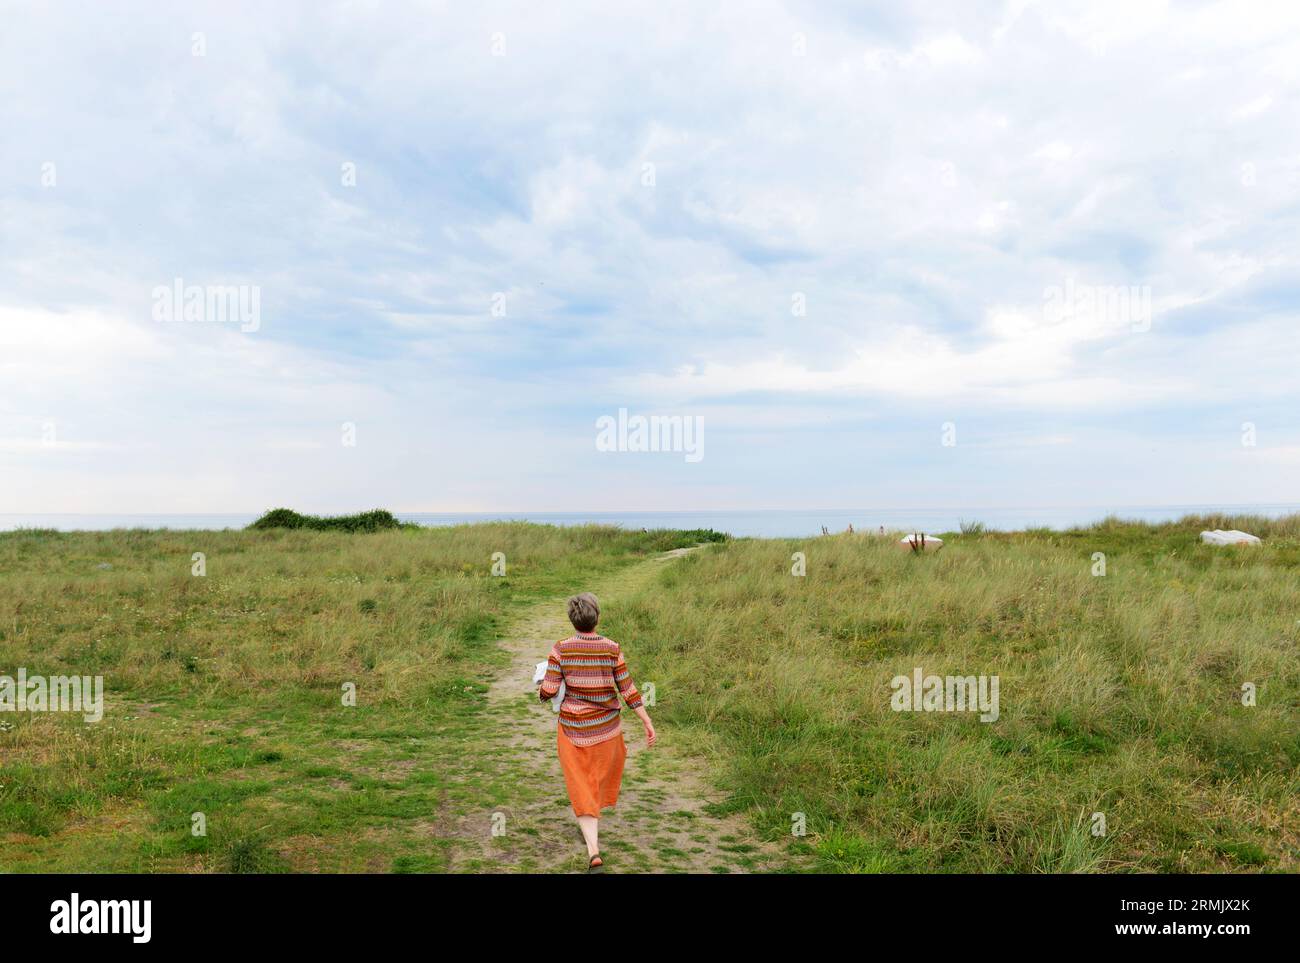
[534,659,565,713]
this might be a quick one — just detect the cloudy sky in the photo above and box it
[2,0,1298,514]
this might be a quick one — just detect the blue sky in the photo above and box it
[2,0,1298,513]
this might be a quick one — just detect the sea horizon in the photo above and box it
[3,503,1298,538]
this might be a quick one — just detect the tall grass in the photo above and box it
[4,515,1296,873]
[603,515,1300,872]
[0,522,704,868]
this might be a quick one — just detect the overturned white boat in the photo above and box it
[1199,529,1261,546]
[898,533,943,552]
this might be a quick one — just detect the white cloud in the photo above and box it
[2,0,1299,511]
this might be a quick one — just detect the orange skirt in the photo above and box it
[556,726,627,817]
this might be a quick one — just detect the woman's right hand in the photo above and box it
[643,718,657,747]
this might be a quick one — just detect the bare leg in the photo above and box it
[577,815,600,858]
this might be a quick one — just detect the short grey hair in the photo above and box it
[567,592,600,632]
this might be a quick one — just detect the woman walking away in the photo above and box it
[538,592,656,873]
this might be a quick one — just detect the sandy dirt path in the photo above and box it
[448,548,791,873]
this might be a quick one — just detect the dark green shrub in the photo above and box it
[248,508,403,533]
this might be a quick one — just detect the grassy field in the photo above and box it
[2,514,1297,873]
[0,522,707,872]
[604,514,1300,872]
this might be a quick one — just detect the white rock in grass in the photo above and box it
[1199,530,1261,546]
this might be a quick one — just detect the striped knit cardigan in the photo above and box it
[538,632,643,747]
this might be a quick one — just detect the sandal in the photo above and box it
[587,854,605,874]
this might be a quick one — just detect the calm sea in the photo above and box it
[2,506,1297,538]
